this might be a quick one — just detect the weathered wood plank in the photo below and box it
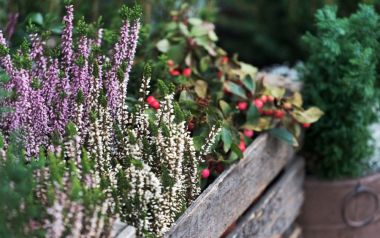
[165,133,295,238]
[226,157,304,238]
[112,221,136,238]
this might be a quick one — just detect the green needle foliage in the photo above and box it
[302,4,380,179]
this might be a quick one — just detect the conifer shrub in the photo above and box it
[302,4,380,179]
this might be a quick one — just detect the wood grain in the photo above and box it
[112,221,136,238]
[165,133,295,238]
[226,157,304,238]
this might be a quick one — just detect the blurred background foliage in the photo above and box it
[0,0,379,66]
[217,0,380,67]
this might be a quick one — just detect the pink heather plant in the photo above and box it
[0,3,220,237]
[0,4,140,156]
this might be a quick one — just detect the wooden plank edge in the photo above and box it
[112,221,136,238]
[165,133,295,238]
[226,157,305,238]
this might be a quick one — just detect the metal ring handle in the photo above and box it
[341,183,379,228]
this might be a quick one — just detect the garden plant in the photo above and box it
[299,4,380,237]
[0,4,219,237]
[0,1,327,238]
[151,7,323,182]
[302,4,380,179]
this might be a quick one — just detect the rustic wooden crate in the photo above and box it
[225,157,304,238]
[114,133,301,238]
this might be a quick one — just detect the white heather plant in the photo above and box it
[0,3,220,238]
[111,75,221,236]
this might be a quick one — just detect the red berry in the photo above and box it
[167,59,175,67]
[302,123,311,128]
[201,169,210,179]
[221,56,229,64]
[260,95,268,104]
[169,69,180,76]
[274,110,285,119]
[188,121,195,131]
[183,68,192,77]
[264,109,274,116]
[237,101,248,111]
[254,99,264,110]
[244,129,254,138]
[150,101,160,110]
[267,96,275,102]
[146,96,156,104]
[172,15,178,21]
[239,140,246,152]
[215,163,224,174]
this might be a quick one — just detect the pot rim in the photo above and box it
[305,171,380,187]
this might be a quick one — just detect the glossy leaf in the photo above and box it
[219,100,232,117]
[291,107,324,123]
[224,81,247,99]
[265,86,285,98]
[269,128,298,146]
[191,25,208,36]
[242,118,271,131]
[242,75,255,92]
[222,127,233,153]
[247,105,260,123]
[194,80,208,99]
[289,92,303,107]
[230,143,244,158]
[29,13,44,26]
[156,39,170,53]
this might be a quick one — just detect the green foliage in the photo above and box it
[216,0,380,67]
[302,4,380,179]
[0,134,45,238]
[119,4,142,22]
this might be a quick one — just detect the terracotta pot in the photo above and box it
[298,172,380,238]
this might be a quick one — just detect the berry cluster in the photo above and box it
[168,59,192,77]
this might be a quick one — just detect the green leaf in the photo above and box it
[265,86,286,98]
[167,43,186,62]
[240,62,258,77]
[193,136,204,151]
[224,81,247,99]
[230,143,244,158]
[269,128,298,146]
[247,105,260,123]
[208,31,218,41]
[191,25,208,36]
[49,24,63,34]
[242,75,255,92]
[179,90,194,102]
[194,80,208,99]
[291,107,324,123]
[242,118,272,131]
[179,23,190,36]
[188,18,202,25]
[222,127,233,153]
[224,151,239,164]
[156,39,170,53]
[200,56,211,72]
[219,100,231,117]
[195,36,216,56]
[29,13,44,26]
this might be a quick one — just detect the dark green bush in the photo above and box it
[216,0,380,67]
[302,4,380,179]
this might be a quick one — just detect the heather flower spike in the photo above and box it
[0,4,220,237]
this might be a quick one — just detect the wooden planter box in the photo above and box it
[114,133,304,238]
